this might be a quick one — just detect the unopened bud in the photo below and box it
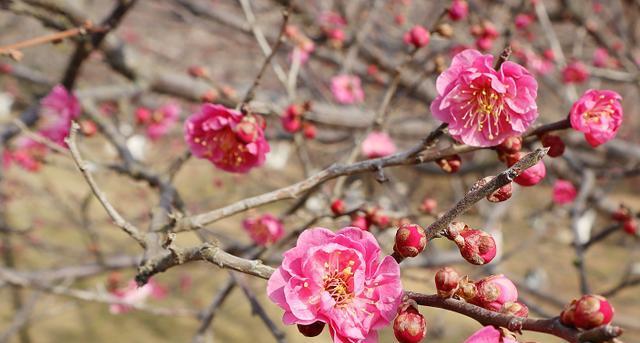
[393,223,427,258]
[435,267,460,298]
[393,302,427,343]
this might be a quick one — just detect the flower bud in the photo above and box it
[436,154,461,173]
[302,122,317,139]
[0,63,13,74]
[572,295,615,329]
[188,65,209,78]
[507,152,546,187]
[487,182,513,202]
[393,223,427,258]
[419,197,437,215]
[475,275,518,312]
[435,267,460,298]
[80,120,98,137]
[449,224,497,265]
[541,134,565,158]
[448,0,469,21]
[611,205,631,222]
[623,218,638,235]
[330,199,346,216]
[350,214,371,231]
[297,321,325,337]
[560,299,578,326]
[393,303,427,343]
[200,89,219,103]
[403,25,430,49]
[456,276,478,302]
[135,107,151,124]
[497,136,522,154]
[500,301,529,317]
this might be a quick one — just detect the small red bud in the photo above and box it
[330,199,346,216]
[507,151,546,187]
[541,134,565,158]
[200,89,219,103]
[350,214,371,231]
[302,122,317,139]
[623,218,638,235]
[436,154,461,173]
[435,267,460,298]
[487,182,513,203]
[393,303,427,343]
[403,25,430,49]
[419,197,438,215]
[0,63,12,74]
[573,295,615,329]
[79,120,98,137]
[297,321,325,337]
[135,107,152,124]
[393,223,427,258]
[500,301,529,317]
[611,205,631,222]
[497,136,522,154]
[187,65,209,78]
[560,299,578,326]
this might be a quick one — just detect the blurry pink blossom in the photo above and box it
[242,213,284,246]
[109,279,167,314]
[331,74,365,104]
[361,131,397,158]
[552,180,577,205]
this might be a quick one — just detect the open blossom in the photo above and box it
[267,227,403,343]
[552,180,577,205]
[430,49,538,147]
[39,84,81,146]
[361,131,397,158]
[464,326,519,343]
[561,61,589,84]
[242,213,284,246]
[109,279,167,314]
[137,103,180,140]
[569,89,623,147]
[331,75,365,105]
[184,104,270,173]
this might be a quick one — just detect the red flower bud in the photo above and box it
[80,120,98,137]
[302,122,317,139]
[135,107,152,124]
[435,267,460,298]
[350,214,371,231]
[572,295,615,329]
[475,275,518,312]
[297,321,325,337]
[560,299,578,326]
[393,223,427,258]
[623,218,638,235]
[487,182,513,202]
[497,136,522,154]
[611,205,631,222]
[500,301,529,317]
[507,151,546,187]
[330,199,346,216]
[0,63,12,74]
[436,154,461,173]
[419,197,437,215]
[403,25,431,49]
[448,223,497,265]
[541,134,565,158]
[200,89,219,103]
[188,65,209,78]
[393,303,427,343]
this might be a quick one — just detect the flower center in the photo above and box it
[460,83,506,140]
[323,260,355,307]
[583,97,615,123]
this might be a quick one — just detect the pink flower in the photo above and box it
[39,84,81,146]
[569,89,623,147]
[464,326,519,343]
[142,103,180,140]
[593,48,611,68]
[267,227,403,343]
[109,279,166,314]
[361,131,397,158]
[331,75,365,105]
[403,25,430,49]
[514,14,534,30]
[242,214,284,246]
[430,49,539,147]
[448,0,469,21]
[281,105,303,133]
[184,104,270,173]
[474,275,518,312]
[552,180,577,205]
[507,151,546,186]
[561,61,589,84]
[3,138,47,172]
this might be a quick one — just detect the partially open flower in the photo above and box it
[242,214,284,246]
[394,223,427,258]
[393,302,427,343]
[435,267,460,298]
[475,275,519,312]
[447,223,497,265]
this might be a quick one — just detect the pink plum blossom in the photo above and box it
[3,138,47,172]
[242,213,284,246]
[138,103,180,140]
[361,131,397,158]
[569,89,623,147]
[331,75,365,105]
[552,180,577,205]
[39,84,81,146]
[464,326,519,343]
[562,61,589,84]
[109,279,167,314]
[430,49,539,147]
[267,227,403,343]
[184,104,270,173]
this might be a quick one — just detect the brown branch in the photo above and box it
[406,292,623,343]
[0,21,98,59]
[65,122,146,247]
